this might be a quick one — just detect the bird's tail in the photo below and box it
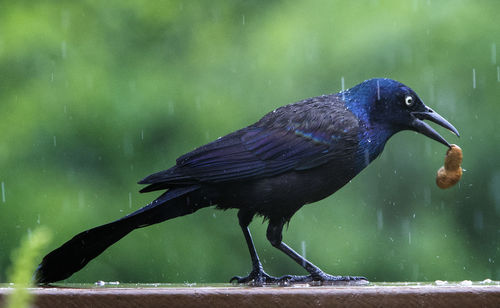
[34,185,203,284]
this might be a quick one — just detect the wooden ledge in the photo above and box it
[1,284,500,307]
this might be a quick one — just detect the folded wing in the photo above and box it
[139,96,360,192]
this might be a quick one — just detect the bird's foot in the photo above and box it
[230,269,292,286]
[285,272,369,286]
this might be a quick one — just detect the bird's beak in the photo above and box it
[411,107,459,148]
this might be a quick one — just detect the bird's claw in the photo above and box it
[230,269,368,286]
[286,272,368,285]
[230,270,292,286]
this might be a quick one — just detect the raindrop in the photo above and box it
[492,43,497,64]
[53,135,57,147]
[376,209,383,230]
[473,210,484,231]
[341,77,345,100]
[497,66,500,82]
[412,0,419,11]
[78,191,85,208]
[423,187,431,205]
[61,9,70,30]
[242,15,245,25]
[61,41,67,59]
[95,281,105,286]
[1,181,5,203]
[424,140,432,156]
[123,137,134,156]
[195,96,201,110]
[128,81,136,92]
[490,172,500,215]
[141,129,144,140]
[301,241,306,267]
[37,214,41,224]
[402,219,410,238]
[376,80,380,100]
[412,264,419,280]
[128,192,132,208]
[51,72,54,82]
[472,68,476,89]
[168,101,175,115]
[428,83,435,103]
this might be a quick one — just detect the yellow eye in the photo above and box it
[405,96,414,107]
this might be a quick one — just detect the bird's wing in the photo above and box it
[139,97,361,189]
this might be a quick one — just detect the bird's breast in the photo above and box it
[216,154,362,220]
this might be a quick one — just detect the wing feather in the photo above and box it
[139,95,361,191]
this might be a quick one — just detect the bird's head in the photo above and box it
[346,78,459,148]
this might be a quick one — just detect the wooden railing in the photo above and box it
[1,283,500,307]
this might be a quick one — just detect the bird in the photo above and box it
[34,78,459,285]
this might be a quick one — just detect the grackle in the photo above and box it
[34,78,459,285]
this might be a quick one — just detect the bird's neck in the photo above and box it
[358,126,395,166]
[343,93,398,167]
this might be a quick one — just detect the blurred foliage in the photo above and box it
[6,228,51,308]
[1,0,499,283]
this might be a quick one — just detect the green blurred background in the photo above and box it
[1,0,499,283]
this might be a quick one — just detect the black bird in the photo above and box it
[34,78,459,285]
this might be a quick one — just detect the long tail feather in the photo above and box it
[34,185,201,284]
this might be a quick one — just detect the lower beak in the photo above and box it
[411,107,460,148]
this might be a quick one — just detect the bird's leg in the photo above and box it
[230,210,289,285]
[266,220,367,284]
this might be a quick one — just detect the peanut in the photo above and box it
[436,144,463,189]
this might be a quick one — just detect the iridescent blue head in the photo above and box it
[345,78,459,148]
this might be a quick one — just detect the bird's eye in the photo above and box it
[405,96,414,107]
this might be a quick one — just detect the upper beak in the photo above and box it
[411,107,460,148]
